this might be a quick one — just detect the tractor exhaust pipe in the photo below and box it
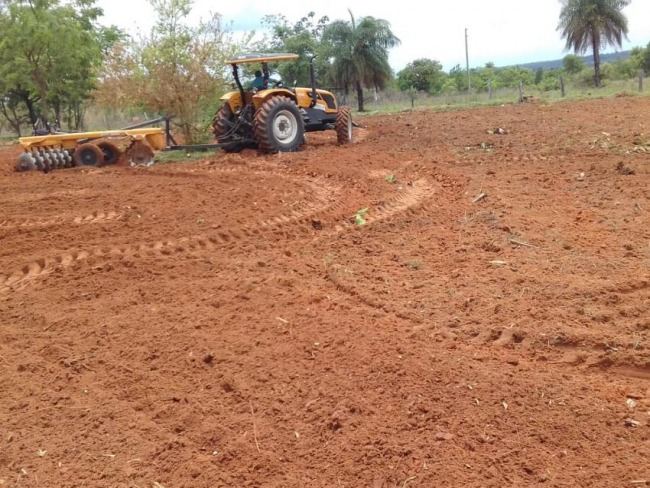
[232,63,246,107]
[309,55,317,108]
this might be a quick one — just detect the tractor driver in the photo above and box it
[250,69,279,90]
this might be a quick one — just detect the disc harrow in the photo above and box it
[16,126,166,173]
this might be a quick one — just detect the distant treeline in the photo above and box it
[513,50,632,71]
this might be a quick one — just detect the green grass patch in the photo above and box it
[155,149,216,164]
[354,208,369,227]
[349,78,650,118]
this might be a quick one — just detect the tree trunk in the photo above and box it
[32,70,50,127]
[53,99,62,130]
[356,80,365,112]
[15,89,39,126]
[592,32,601,88]
[0,99,22,136]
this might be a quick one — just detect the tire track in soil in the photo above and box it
[456,278,650,369]
[321,178,438,314]
[0,172,436,295]
[0,211,123,229]
[0,188,94,204]
[453,278,648,349]
[318,173,649,358]
[0,170,344,294]
[317,178,437,236]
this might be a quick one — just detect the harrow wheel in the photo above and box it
[126,140,155,167]
[335,105,353,144]
[73,143,105,167]
[97,141,121,165]
[253,95,304,153]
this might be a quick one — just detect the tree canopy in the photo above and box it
[261,12,330,87]
[396,59,446,94]
[0,0,120,133]
[321,10,400,111]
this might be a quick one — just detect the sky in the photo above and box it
[96,0,650,72]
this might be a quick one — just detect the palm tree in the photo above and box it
[322,10,400,112]
[557,0,630,87]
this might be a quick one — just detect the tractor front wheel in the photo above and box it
[335,105,353,144]
[254,96,304,153]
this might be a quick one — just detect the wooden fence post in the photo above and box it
[488,80,493,100]
[560,76,566,97]
[639,70,644,92]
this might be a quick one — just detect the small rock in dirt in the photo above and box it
[435,432,454,441]
[624,418,641,428]
[203,353,214,365]
[616,162,635,175]
[506,358,519,366]
[311,219,323,230]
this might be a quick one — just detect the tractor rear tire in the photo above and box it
[73,143,105,167]
[336,105,353,144]
[212,103,244,153]
[97,141,121,165]
[254,96,304,153]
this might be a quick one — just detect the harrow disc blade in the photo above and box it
[126,141,155,167]
[16,153,37,172]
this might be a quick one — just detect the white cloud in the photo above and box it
[97,0,650,71]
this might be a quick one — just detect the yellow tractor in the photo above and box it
[212,53,353,153]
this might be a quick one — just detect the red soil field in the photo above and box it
[1,96,649,487]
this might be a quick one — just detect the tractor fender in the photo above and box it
[220,91,244,113]
[219,90,240,102]
[252,89,297,110]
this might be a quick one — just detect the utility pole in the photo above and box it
[465,28,471,92]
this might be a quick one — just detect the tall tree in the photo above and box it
[95,0,244,143]
[557,0,630,87]
[322,10,399,112]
